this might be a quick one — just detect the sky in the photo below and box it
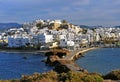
[0,0,120,26]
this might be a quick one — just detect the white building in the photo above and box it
[8,34,30,48]
[59,35,67,47]
[67,40,75,46]
[95,33,100,42]
[67,33,75,41]
[49,20,62,25]
[67,40,75,50]
[0,35,2,40]
[37,33,54,44]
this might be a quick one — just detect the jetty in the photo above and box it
[56,47,97,72]
[62,47,97,60]
[46,47,98,72]
[55,60,85,72]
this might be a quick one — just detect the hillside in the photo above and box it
[0,23,22,31]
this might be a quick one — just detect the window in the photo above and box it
[63,39,65,41]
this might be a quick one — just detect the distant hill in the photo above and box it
[80,25,95,29]
[114,26,120,28]
[0,23,22,31]
[80,25,107,29]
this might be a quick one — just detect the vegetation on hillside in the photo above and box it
[0,71,103,82]
[1,70,120,82]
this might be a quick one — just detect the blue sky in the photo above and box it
[0,0,120,26]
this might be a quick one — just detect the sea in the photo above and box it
[0,48,120,79]
[76,48,120,75]
[0,51,53,80]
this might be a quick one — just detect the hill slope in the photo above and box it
[0,23,22,31]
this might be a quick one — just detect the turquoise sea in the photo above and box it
[76,48,120,75]
[0,51,53,79]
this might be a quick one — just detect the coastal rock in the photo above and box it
[22,56,27,59]
[49,55,60,62]
[46,55,60,65]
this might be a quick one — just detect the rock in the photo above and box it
[41,59,47,62]
[23,57,27,59]
[46,55,60,65]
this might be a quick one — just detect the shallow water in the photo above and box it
[0,52,53,79]
[76,48,120,75]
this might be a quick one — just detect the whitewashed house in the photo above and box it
[95,33,100,42]
[49,20,62,25]
[67,33,75,41]
[0,34,2,40]
[8,34,30,48]
[59,35,67,48]
[67,40,75,50]
[31,35,39,45]
[37,33,54,44]
[30,26,38,34]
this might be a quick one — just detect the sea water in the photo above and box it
[0,51,53,79]
[76,48,120,75]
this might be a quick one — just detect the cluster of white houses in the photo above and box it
[0,19,120,49]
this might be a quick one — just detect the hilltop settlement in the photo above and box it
[0,19,120,49]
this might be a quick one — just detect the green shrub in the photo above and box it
[82,74,103,82]
[58,71,103,82]
[104,70,120,80]
[20,71,58,82]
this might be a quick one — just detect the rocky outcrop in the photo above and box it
[45,49,69,65]
[46,55,60,65]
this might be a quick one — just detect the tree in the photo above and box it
[36,22,43,29]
